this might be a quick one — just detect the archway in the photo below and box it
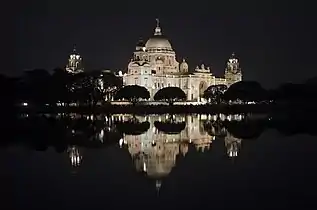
[198,81,208,102]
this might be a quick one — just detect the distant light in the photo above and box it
[22,102,28,106]
[119,138,124,148]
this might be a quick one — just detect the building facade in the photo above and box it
[123,19,242,101]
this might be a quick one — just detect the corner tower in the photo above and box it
[65,46,84,74]
[224,53,242,86]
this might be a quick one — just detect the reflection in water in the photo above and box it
[9,112,317,208]
[116,114,244,189]
[68,146,82,167]
[19,113,245,180]
[225,133,242,158]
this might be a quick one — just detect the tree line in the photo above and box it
[1,68,317,111]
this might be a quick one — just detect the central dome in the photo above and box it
[145,19,172,50]
[145,36,172,49]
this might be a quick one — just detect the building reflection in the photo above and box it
[224,133,242,158]
[117,114,214,191]
[117,114,244,191]
[67,146,82,167]
[62,114,244,178]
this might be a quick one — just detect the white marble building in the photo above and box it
[123,19,242,101]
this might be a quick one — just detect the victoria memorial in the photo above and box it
[123,19,242,102]
[65,19,242,102]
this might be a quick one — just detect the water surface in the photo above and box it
[3,114,317,209]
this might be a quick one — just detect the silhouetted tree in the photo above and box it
[203,84,228,104]
[114,85,150,105]
[19,69,53,106]
[223,81,267,103]
[51,68,75,106]
[154,87,186,105]
[73,71,101,107]
[100,71,123,103]
[0,74,16,108]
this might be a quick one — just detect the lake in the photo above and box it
[2,113,317,209]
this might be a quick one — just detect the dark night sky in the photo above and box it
[14,1,316,88]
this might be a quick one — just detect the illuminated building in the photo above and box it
[65,46,84,74]
[123,19,243,101]
[224,53,243,86]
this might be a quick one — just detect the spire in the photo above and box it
[73,45,77,53]
[154,18,162,36]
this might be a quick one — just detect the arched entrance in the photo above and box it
[198,81,208,102]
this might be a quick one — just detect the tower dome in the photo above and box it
[180,58,188,72]
[145,19,172,50]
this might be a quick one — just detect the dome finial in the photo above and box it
[154,18,162,36]
[73,45,77,53]
[156,18,160,27]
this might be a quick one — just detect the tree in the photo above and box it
[20,69,53,106]
[223,81,267,103]
[154,87,186,105]
[203,84,228,104]
[51,68,75,106]
[100,71,123,103]
[114,85,150,105]
[0,74,16,111]
[75,70,123,107]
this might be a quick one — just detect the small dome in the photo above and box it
[180,59,188,71]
